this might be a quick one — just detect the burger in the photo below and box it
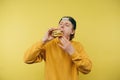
[52,30,63,37]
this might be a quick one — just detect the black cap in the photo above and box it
[59,16,76,30]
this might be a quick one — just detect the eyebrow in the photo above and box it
[59,21,71,24]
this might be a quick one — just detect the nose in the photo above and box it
[59,26,64,31]
[60,24,64,29]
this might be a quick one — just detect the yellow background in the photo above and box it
[0,0,120,80]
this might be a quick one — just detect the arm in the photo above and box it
[58,36,92,74]
[71,45,92,74]
[24,28,56,64]
[24,41,46,64]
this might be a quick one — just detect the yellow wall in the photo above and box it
[0,0,120,80]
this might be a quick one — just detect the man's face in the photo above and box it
[58,18,74,39]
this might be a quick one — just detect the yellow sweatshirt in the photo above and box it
[24,38,92,80]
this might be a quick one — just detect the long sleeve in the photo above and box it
[24,41,46,64]
[71,43,92,74]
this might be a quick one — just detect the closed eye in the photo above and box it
[65,23,70,27]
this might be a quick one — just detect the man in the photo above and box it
[24,16,92,80]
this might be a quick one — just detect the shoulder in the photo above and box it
[71,40,84,50]
[71,40,83,46]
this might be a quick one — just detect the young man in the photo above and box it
[24,16,92,80]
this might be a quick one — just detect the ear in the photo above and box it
[71,30,75,34]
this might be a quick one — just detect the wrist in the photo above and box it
[42,38,48,44]
[66,47,74,55]
[68,50,74,55]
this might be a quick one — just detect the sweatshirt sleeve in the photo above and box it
[70,43,92,74]
[24,41,46,64]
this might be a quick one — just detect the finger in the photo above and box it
[59,37,66,44]
[58,43,64,49]
[62,36,69,42]
[48,28,57,35]
[48,28,54,32]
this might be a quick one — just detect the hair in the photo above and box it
[59,16,76,40]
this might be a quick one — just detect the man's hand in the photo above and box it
[42,28,56,44]
[58,36,75,55]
